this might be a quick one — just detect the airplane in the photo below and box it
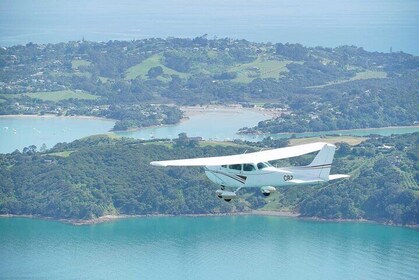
[150,142,349,202]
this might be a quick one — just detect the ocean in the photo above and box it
[0,216,418,280]
[0,0,418,54]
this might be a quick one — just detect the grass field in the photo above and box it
[289,136,367,146]
[49,71,91,78]
[229,57,294,83]
[23,90,98,101]
[308,70,387,89]
[45,151,74,157]
[98,76,110,83]
[199,141,249,148]
[125,55,189,80]
[71,59,91,69]
[125,54,296,83]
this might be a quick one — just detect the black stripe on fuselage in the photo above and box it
[237,175,247,181]
[207,170,246,184]
[292,164,332,169]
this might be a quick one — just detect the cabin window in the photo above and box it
[221,165,227,168]
[243,164,256,172]
[257,162,269,170]
[229,164,242,171]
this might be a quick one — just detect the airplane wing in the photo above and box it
[150,142,330,167]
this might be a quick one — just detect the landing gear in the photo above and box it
[260,186,276,197]
[215,186,242,202]
[216,189,223,199]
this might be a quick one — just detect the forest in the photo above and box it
[0,132,417,226]
[0,37,418,132]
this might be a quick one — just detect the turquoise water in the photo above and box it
[0,0,418,54]
[0,216,418,280]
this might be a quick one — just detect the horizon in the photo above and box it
[1,0,418,55]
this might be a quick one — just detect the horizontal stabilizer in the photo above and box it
[288,174,349,185]
[329,174,350,180]
[288,179,324,184]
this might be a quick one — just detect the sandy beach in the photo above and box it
[180,104,281,119]
[0,211,298,226]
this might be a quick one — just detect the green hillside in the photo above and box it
[125,54,189,80]
[0,133,417,225]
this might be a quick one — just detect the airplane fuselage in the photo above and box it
[204,162,323,189]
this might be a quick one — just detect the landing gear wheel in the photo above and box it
[217,194,222,199]
[220,185,225,190]
[263,192,270,197]
[224,199,232,202]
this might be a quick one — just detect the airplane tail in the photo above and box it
[287,143,349,183]
[308,143,335,181]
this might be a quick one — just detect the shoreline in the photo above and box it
[240,124,419,136]
[180,104,280,119]
[1,211,417,229]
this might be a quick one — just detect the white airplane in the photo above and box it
[150,142,349,202]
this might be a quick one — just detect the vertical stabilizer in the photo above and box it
[308,143,336,180]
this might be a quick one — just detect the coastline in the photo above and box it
[240,124,419,136]
[180,104,280,119]
[2,211,417,229]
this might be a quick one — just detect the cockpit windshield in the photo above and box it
[257,162,270,170]
[243,163,256,172]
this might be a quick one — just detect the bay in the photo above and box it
[1,112,419,154]
[0,0,418,54]
[0,116,115,154]
[0,216,418,280]
[113,109,268,141]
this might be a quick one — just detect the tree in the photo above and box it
[173,132,198,148]
[23,145,37,155]
[40,143,47,153]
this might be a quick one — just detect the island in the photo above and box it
[0,37,418,133]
